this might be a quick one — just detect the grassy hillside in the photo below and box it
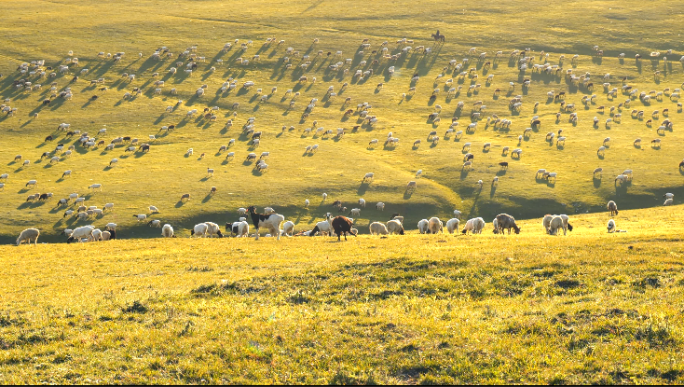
[1,206,684,383]
[0,0,683,242]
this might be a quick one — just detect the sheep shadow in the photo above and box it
[201,194,213,204]
[593,178,602,188]
[489,185,497,198]
[460,169,469,180]
[175,201,187,208]
[357,183,370,196]
[496,169,507,177]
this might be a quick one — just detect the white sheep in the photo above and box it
[417,219,429,234]
[461,217,485,235]
[281,221,295,237]
[16,228,40,246]
[376,202,385,211]
[446,218,460,234]
[427,217,443,234]
[607,219,616,233]
[191,223,209,238]
[369,222,389,235]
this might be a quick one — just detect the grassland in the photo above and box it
[2,206,684,383]
[0,0,683,242]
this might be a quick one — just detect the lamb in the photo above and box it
[369,222,389,235]
[446,218,460,234]
[428,217,444,234]
[247,206,284,240]
[607,219,616,233]
[664,198,674,206]
[461,217,485,235]
[607,200,619,216]
[494,213,520,234]
[386,219,405,235]
[16,228,40,246]
[376,202,385,211]
[359,198,366,207]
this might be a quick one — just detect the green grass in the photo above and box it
[2,206,684,383]
[0,0,683,241]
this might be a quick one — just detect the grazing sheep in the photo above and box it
[67,225,95,243]
[494,213,520,235]
[428,217,443,234]
[386,219,405,235]
[16,228,40,246]
[369,222,389,235]
[446,218,460,234]
[376,202,385,211]
[225,221,250,237]
[607,200,619,216]
[330,216,356,241]
[359,198,366,207]
[181,193,190,202]
[417,219,429,234]
[281,221,295,237]
[191,223,209,238]
[461,217,485,235]
[548,216,567,236]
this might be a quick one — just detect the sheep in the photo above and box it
[494,213,520,235]
[309,215,334,236]
[428,217,444,234]
[247,206,284,240]
[369,222,389,235]
[548,216,567,236]
[281,221,295,237]
[89,184,102,192]
[26,180,37,188]
[191,223,209,238]
[386,219,405,235]
[597,146,606,157]
[363,172,374,182]
[329,216,356,241]
[225,221,250,237]
[607,219,616,233]
[607,200,619,216]
[67,225,95,243]
[104,203,114,211]
[417,219,429,234]
[461,217,485,235]
[16,228,40,246]
[376,202,385,211]
[446,218,460,234]
[664,198,674,206]
[181,193,190,202]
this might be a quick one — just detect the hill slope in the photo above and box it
[0,0,683,241]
